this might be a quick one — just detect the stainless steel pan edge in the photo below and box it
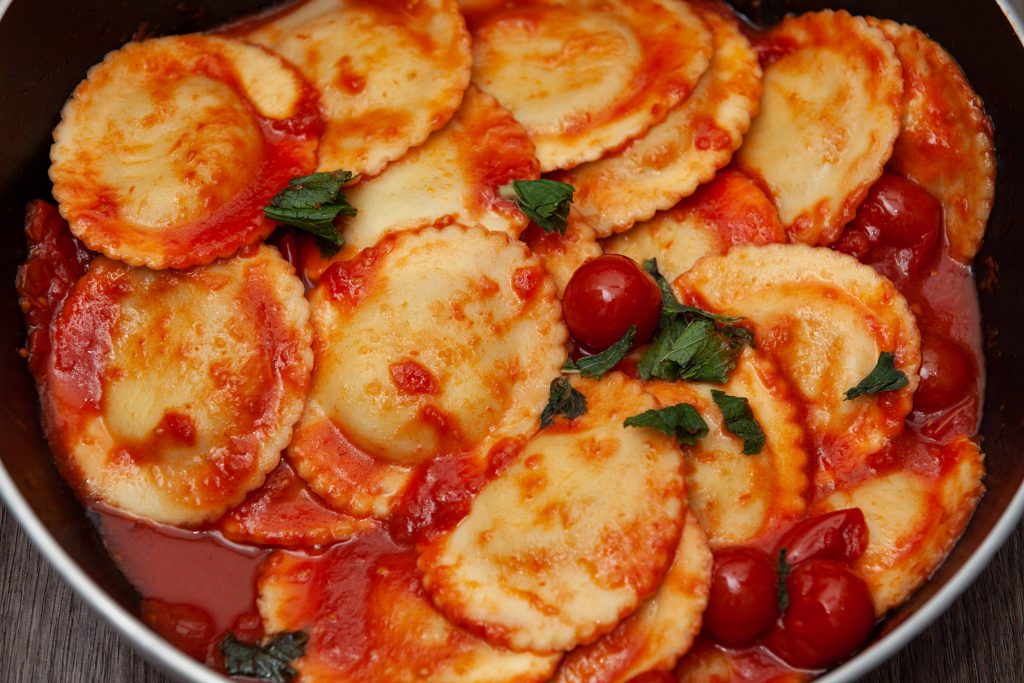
[0,1,1021,681]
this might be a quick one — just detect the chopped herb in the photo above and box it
[540,376,587,428]
[499,179,574,234]
[220,631,308,683]
[624,403,709,447]
[563,325,635,379]
[637,318,750,383]
[711,390,766,455]
[777,548,792,612]
[844,351,909,400]
[264,170,357,253]
[642,258,744,324]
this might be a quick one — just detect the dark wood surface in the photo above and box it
[1,503,1021,682]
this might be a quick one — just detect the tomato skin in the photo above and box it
[704,547,780,646]
[765,560,876,669]
[835,173,942,282]
[562,254,662,352]
[914,333,975,414]
[776,508,869,566]
[625,671,676,683]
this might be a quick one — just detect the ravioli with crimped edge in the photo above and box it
[869,19,996,263]
[736,10,903,245]
[40,246,312,526]
[553,513,711,683]
[604,170,784,284]
[645,350,809,549]
[240,0,471,177]
[462,0,712,172]
[566,0,762,237]
[49,35,320,270]
[288,224,566,518]
[521,213,602,296]
[258,533,559,682]
[336,87,539,257]
[419,373,686,654]
[814,437,984,615]
[677,244,920,491]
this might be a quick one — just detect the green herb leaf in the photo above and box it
[564,325,635,379]
[637,318,750,383]
[642,258,744,324]
[540,376,587,428]
[777,548,792,613]
[264,170,358,252]
[711,389,766,455]
[844,351,909,400]
[499,179,574,234]
[220,631,308,683]
[624,403,709,447]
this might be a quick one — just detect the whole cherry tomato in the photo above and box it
[704,547,779,646]
[914,333,976,414]
[775,508,869,566]
[561,254,662,352]
[765,560,875,669]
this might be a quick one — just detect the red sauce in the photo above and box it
[322,241,392,305]
[512,265,543,300]
[751,34,798,69]
[389,359,440,395]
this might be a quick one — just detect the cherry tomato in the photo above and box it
[836,173,942,281]
[625,671,676,683]
[562,254,662,352]
[704,547,779,645]
[914,333,976,414]
[776,508,869,566]
[765,560,875,669]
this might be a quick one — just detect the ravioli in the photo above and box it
[814,437,985,615]
[603,170,784,283]
[50,35,319,270]
[645,350,809,549]
[420,373,686,654]
[464,0,713,171]
[521,214,602,295]
[41,246,312,526]
[241,0,471,177]
[870,19,996,263]
[258,533,559,682]
[567,1,762,237]
[288,224,566,517]
[553,513,711,683]
[336,87,539,256]
[677,244,921,490]
[736,10,903,245]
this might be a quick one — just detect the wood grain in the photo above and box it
[1,503,1021,682]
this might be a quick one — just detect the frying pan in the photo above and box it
[0,0,1021,681]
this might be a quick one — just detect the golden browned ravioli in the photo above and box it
[241,0,472,177]
[677,244,920,491]
[288,224,566,518]
[553,513,711,683]
[40,246,312,526]
[463,0,713,171]
[736,10,903,245]
[336,87,539,256]
[419,374,686,654]
[645,350,809,549]
[567,1,762,237]
[869,19,996,263]
[50,35,320,270]
[258,535,559,682]
[603,169,784,284]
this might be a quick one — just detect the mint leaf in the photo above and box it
[221,631,307,683]
[777,548,792,612]
[499,179,574,234]
[264,170,357,252]
[711,390,766,455]
[564,325,635,379]
[844,351,909,400]
[638,318,750,383]
[624,403,709,446]
[540,376,586,428]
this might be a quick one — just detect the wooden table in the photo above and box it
[1,503,1021,682]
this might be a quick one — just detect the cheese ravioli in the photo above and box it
[241,0,471,177]
[420,373,686,654]
[288,225,566,518]
[41,246,312,525]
